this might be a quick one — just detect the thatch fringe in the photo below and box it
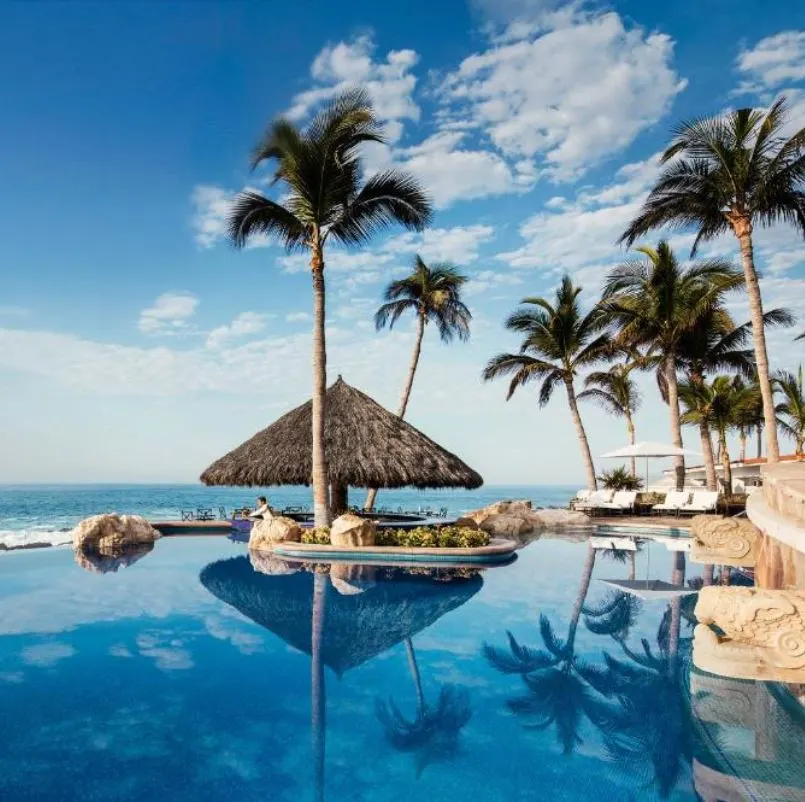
[200,377,483,489]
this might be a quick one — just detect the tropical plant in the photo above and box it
[483,546,618,754]
[579,361,641,476]
[597,466,643,492]
[365,257,471,510]
[227,89,432,527]
[679,376,753,493]
[601,241,742,490]
[775,367,805,456]
[483,276,610,490]
[674,306,792,485]
[620,97,805,465]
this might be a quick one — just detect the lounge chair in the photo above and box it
[680,490,718,514]
[599,491,638,514]
[570,489,592,509]
[577,490,615,514]
[652,491,690,516]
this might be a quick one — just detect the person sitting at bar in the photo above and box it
[248,496,272,519]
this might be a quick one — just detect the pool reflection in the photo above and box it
[200,557,483,800]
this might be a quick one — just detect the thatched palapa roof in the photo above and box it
[200,376,483,489]
[199,557,482,675]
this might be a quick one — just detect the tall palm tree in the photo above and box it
[579,361,641,477]
[775,367,805,456]
[674,307,792,485]
[483,277,610,491]
[602,242,742,490]
[364,257,471,510]
[681,376,752,493]
[620,97,805,465]
[227,89,432,527]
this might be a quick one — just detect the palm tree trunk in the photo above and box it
[664,353,685,491]
[699,421,718,491]
[364,311,427,511]
[404,637,425,717]
[732,217,780,463]
[628,551,636,582]
[757,424,763,459]
[625,410,637,478]
[564,378,598,491]
[567,544,597,648]
[702,564,714,586]
[311,573,328,802]
[739,427,747,463]
[719,430,732,494]
[330,482,348,517]
[311,238,331,528]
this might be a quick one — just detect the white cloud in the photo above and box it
[206,312,270,349]
[287,35,420,144]
[736,31,805,93]
[285,312,311,323]
[464,269,523,296]
[395,131,533,206]
[384,224,496,263]
[191,185,234,249]
[138,292,199,335]
[438,11,686,180]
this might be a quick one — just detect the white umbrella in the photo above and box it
[599,441,701,489]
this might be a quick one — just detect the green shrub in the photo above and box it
[301,524,489,549]
[598,466,643,491]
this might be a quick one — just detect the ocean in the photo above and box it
[0,484,577,548]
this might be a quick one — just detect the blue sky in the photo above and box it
[1,0,805,485]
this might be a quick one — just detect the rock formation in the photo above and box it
[690,514,759,567]
[249,516,302,551]
[464,499,591,541]
[71,513,160,552]
[74,542,154,574]
[330,513,377,547]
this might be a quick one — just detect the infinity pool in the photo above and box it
[1,536,803,801]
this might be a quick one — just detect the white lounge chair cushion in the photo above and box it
[681,491,718,511]
[653,491,690,510]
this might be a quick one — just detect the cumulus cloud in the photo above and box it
[138,292,199,335]
[285,312,311,323]
[287,35,420,144]
[395,131,534,206]
[191,185,235,249]
[438,11,686,180]
[736,30,805,93]
[206,312,271,349]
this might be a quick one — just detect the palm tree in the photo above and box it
[227,89,432,527]
[620,97,805,465]
[579,361,641,477]
[602,241,742,490]
[674,307,791,485]
[483,277,610,491]
[364,257,471,510]
[775,367,805,456]
[681,376,752,493]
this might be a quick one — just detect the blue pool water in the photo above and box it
[1,535,804,801]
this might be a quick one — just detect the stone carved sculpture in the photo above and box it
[329,513,376,547]
[690,514,759,567]
[693,586,805,682]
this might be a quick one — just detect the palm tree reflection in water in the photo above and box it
[485,546,696,799]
